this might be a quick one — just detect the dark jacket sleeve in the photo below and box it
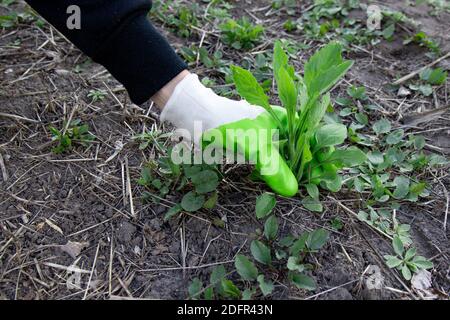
[25,0,187,105]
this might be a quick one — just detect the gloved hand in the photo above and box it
[160,73,298,197]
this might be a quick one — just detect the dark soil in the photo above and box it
[0,0,448,300]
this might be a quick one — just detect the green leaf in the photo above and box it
[241,288,255,300]
[420,67,447,85]
[287,256,305,272]
[306,229,329,251]
[328,147,367,167]
[290,233,308,255]
[257,275,274,297]
[385,255,403,268]
[191,170,219,194]
[373,118,391,135]
[255,193,276,219]
[188,278,203,299]
[304,42,353,96]
[412,256,434,269]
[386,129,404,145]
[203,191,218,209]
[235,254,258,280]
[276,66,298,115]
[181,191,205,212]
[163,204,183,222]
[393,176,410,199]
[231,65,270,108]
[210,265,226,295]
[221,279,241,298]
[393,235,405,257]
[290,272,316,291]
[314,124,347,149]
[367,150,385,165]
[404,247,417,261]
[302,196,323,212]
[401,264,412,280]
[306,183,319,199]
[250,240,272,265]
[264,215,279,241]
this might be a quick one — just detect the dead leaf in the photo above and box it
[59,241,89,259]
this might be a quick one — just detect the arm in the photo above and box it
[25,0,187,105]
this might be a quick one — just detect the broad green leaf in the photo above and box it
[290,233,308,256]
[191,170,219,194]
[210,265,226,295]
[257,275,274,297]
[221,279,241,298]
[203,191,218,209]
[204,287,214,300]
[181,192,205,212]
[163,204,183,222]
[231,65,270,109]
[328,147,367,167]
[306,183,319,199]
[412,256,434,269]
[241,288,256,300]
[392,235,404,256]
[372,118,391,135]
[264,215,279,241]
[420,67,447,85]
[367,150,385,165]
[256,193,276,219]
[393,176,410,199]
[404,247,417,261]
[273,40,289,77]
[386,129,404,145]
[188,278,203,299]
[287,256,304,272]
[304,42,353,96]
[385,255,403,268]
[306,228,329,251]
[302,196,323,212]
[401,265,412,280]
[315,124,347,149]
[290,272,316,291]
[250,240,272,265]
[276,66,298,115]
[235,255,258,280]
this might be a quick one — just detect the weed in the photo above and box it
[49,119,95,154]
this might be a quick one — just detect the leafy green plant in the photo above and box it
[49,119,95,154]
[219,17,264,50]
[138,155,220,221]
[404,31,440,55]
[232,41,366,198]
[384,235,433,280]
[87,89,107,102]
[406,67,447,96]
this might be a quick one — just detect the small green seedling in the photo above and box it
[232,41,366,198]
[384,236,433,280]
[220,17,264,50]
[49,119,95,154]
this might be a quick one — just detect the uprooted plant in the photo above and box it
[231,41,366,194]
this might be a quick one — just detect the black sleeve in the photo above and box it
[25,0,187,105]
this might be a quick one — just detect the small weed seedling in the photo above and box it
[220,17,264,50]
[188,192,329,299]
[49,119,95,154]
[87,89,107,103]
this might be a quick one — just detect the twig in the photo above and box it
[83,242,100,300]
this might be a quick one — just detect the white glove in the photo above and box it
[160,74,265,141]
